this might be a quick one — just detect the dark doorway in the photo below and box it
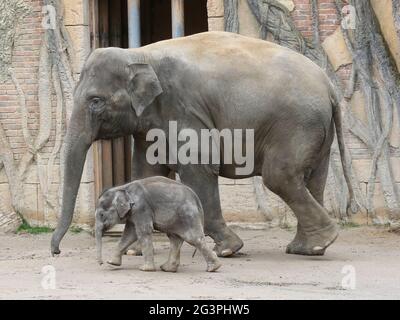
[140,0,208,46]
[91,0,132,200]
[184,0,208,36]
[140,0,172,45]
[91,0,208,197]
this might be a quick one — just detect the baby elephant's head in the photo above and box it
[95,188,135,264]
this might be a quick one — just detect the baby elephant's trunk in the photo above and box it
[95,222,103,265]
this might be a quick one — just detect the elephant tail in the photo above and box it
[330,85,360,214]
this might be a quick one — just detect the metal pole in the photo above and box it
[127,0,141,48]
[171,0,184,38]
[127,0,141,182]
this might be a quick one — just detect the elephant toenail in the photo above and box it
[221,249,233,257]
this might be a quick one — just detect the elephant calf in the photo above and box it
[95,176,221,272]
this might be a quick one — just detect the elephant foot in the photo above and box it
[140,263,156,272]
[126,242,142,256]
[160,262,179,273]
[106,256,122,266]
[286,222,339,256]
[206,259,222,272]
[51,248,61,257]
[126,249,142,256]
[50,234,61,256]
[212,228,243,257]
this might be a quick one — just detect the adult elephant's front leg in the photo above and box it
[127,137,171,256]
[179,166,243,257]
[131,137,171,179]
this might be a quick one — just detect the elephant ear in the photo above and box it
[112,190,135,219]
[127,63,163,117]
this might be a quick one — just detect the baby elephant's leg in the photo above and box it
[108,223,137,266]
[138,232,156,271]
[161,234,183,272]
[187,236,221,272]
[126,241,142,256]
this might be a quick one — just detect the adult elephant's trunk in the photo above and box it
[95,222,104,265]
[51,109,91,255]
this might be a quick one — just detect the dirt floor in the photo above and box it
[0,225,399,300]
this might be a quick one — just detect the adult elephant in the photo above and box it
[51,31,354,257]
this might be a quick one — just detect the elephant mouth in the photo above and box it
[102,222,113,232]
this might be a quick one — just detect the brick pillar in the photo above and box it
[207,0,224,31]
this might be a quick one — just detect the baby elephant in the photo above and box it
[95,176,221,272]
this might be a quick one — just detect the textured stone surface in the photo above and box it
[219,177,235,185]
[371,183,400,212]
[277,0,295,12]
[74,182,96,225]
[237,0,260,38]
[352,159,373,183]
[350,90,367,125]
[390,105,400,149]
[235,0,295,39]
[63,0,89,26]
[352,158,400,184]
[219,184,265,222]
[390,158,400,183]
[82,145,95,183]
[37,183,58,225]
[322,27,353,71]
[0,162,94,188]
[0,184,12,212]
[0,171,8,184]
[21,184,38,224]
[234,178,253,185]
[208,17,224,31]
[66,25,91,75]
[370,0,400,71]
[207,0,224,17]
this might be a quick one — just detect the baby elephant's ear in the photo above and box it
[112,190,131,218]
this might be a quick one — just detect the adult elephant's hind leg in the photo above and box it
[179,166,243,257]
[306,153,330,206]
[263,155,338,256]
[126,137,172,256]
[286,153,334,255]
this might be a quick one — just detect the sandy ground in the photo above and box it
[0,225,399,300]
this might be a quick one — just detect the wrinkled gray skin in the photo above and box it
[52,31,353,257]
[95,176,221,272]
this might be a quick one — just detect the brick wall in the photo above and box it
[0,0,43,161]
[1,0,45,223]
[291,0,339,40]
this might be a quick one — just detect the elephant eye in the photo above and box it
[89,97,105,112]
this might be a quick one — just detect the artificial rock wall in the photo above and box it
[208,0,400,223]
[1,0,399,229]
[0,0,94,228]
